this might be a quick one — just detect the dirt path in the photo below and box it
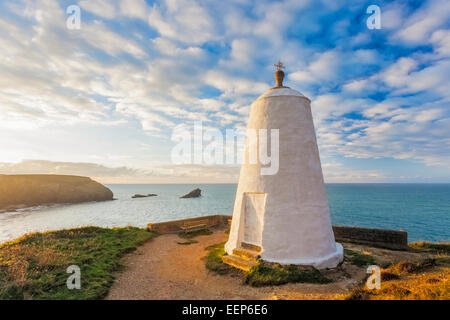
[107,227,368,300]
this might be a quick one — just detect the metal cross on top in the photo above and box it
[274,61,285,71]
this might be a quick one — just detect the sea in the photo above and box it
[0,183,449,244]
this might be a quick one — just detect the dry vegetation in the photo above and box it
[205,241,449,300]
[345,242,449,300]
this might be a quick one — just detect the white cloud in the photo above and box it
[148,0,216,44]
[381,3,407,30]
[0,160,240,183]
[343,79,369,92]
[79,0,117,19]
[318,102,450,167]
[431,29,450,58]
[393,0,450,44]
[322,162,385,183]
[204,70,270,98]
[0,159,139,177]
[81,21,147,58]
[290,50,340,84]
[119,0,149,20]
[379,57,450,97]
[312,94,372,126]
[289,49,379,87]
[379,57,418,87]
[151,37,203,56]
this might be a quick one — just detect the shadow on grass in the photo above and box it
[344,249,376,267]
[204,242,233,275]
[245,263,332,287]
[203,242,332,287]
[177,229,213,245]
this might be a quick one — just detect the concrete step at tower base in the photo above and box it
[222,254,257,272]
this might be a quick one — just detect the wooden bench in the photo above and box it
[180,219,208,233]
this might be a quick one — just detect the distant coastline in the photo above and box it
[0,174,113,213]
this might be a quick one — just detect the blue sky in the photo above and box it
[0,0,449,183]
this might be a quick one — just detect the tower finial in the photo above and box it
[274,61,285,88]
[274,61,285,71]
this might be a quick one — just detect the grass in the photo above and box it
[0,226,156,300]
[177,239,198,245]
[345,244,450,300]
[409,241,450,255]
[178,228,213,239]
[177,228,213,245]
[203,242,332,286]
[370,267,449,300]
[387,259,437,275]
[245,263,332,287]
[381,269,448,299]
[344,249,376,267]
[345,255,450,300]
[204,242,233,275]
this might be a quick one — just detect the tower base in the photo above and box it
[260,243,344,269]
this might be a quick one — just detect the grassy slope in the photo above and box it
[346,242,450,300]
[0,227,156,300]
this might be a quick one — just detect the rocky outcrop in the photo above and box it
[180,188,201,198]
[0,175,113,213]
[132,194,157,199]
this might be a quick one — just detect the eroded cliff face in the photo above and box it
[0,175,113,212]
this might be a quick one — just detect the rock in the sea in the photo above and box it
[180,188,201,198]
[0,175,113,212]
[132,194,157,199]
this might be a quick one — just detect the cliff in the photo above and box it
[0,174,113,212]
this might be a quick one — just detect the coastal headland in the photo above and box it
[0,174,113,213]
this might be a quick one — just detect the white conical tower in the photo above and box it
[225,62,343,269]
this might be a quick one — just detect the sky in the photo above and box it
[0,0,449,183]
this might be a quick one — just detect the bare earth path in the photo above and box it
[106,227,368,300]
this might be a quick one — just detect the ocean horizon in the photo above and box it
[0,183,449,244]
